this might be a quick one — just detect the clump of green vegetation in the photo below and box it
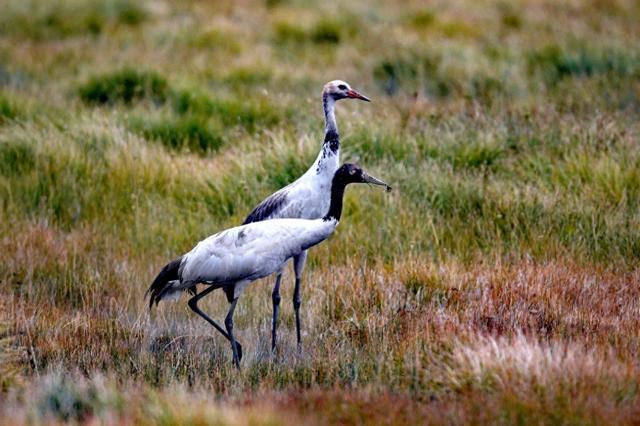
[215,97,283,130]
[345,130,412,163]
[273,18,348,45]
[469,75,504,102]
[406,11,479,39]
[184,28,242,53]
[132,115,225,154]
[273,21,307,44]
[401,268,446,302]
[498,3,523,30]
[442,138,505,171]
[373,52,453,97]
[528,44,640,84]
[408,10,436,29]
[110,0,146,26]
[438,20,479,39]
[373,52,507,102]
[310,19,342,44]
[261,151,310,189]
[79,69,168,105]
[36,375,97,422]
[0,140,36,176]
[265,0,287,8]
[223,68,273,88]
[0,93,22,124]
[170,88,214,115]
[0,0,148,39]
[171,87,283,130]
[501,12,522,29]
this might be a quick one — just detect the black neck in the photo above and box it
[323,129,340,154]
[322,175,348,222]
[322,92,339,153]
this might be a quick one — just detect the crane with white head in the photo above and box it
[242,80,370,351]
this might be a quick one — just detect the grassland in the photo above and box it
[1,0,640,424]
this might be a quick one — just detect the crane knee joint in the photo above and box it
[272,293,281,305]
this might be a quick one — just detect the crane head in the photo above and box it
[323,80,371,102]
[336,163,391,191]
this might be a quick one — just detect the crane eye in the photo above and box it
[338,84,347,90]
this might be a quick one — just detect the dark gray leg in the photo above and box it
[225,297,240,368]
[271,271,283,351]
[188,285,242,361]
[293,251,308,349]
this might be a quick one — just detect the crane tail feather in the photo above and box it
[146,257,184,309]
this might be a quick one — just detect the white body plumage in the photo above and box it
[254,146,338,221]
[147,163,390,367]
[178,217,338,299]
[241,80,365,225]
[237,80,371,351]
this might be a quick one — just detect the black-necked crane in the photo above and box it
[243,80,370,351]
[148,164,391,367]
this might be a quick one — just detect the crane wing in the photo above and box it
[243,188,289,224]
[244,179,324,224]
[180,220,330,285]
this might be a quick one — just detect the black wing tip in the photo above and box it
[147,256,182,310]
[243,191,288,224]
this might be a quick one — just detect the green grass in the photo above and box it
[0,140,36,176]
[171,87,285,130]
[0,0,147,39]
[2,0,640,424]
[79,68,168,106]
[528,44,640,84]
[0,93,23,124]
[130,115,225,154]
[274,18,348,45]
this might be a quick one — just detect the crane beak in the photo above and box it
[362,173,392,192]
[346,89,371,102]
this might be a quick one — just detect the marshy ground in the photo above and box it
[1,0,640,424]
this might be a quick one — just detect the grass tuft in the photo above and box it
[0,0,148,39]
[528,44,640,84]
[501,12,522,29]
[445,138,505,170]
[373,52,444,96]
[171,87,283,130]
[0,140,36,176]
[79,68,168,106]
[0,93,23,124]
[131,115,225,154]
[408,10,436,29]
[36,375,98,422]
[273,21,307,44]
[310,19,342,44]
[274,17,349,45]
[223,68,273,88]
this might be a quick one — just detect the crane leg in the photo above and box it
[293,251,308,350]
[187,285,243,362]
[271,272,283,352]
[225,297,240,368]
